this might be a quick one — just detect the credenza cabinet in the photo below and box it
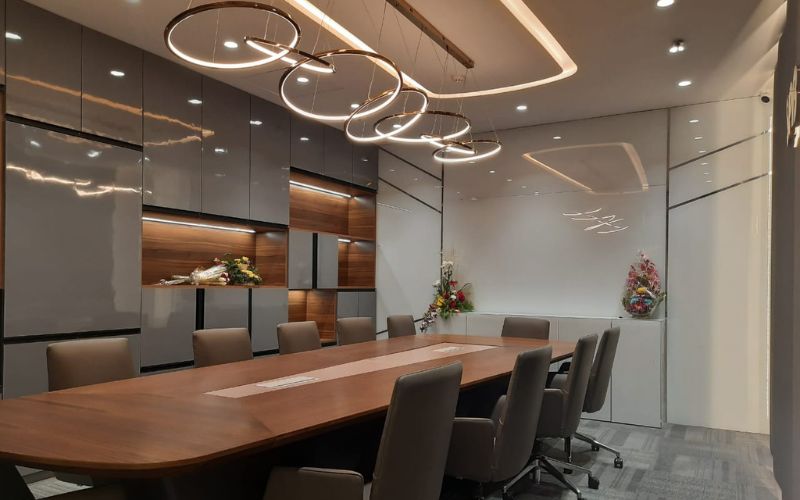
[251,288,289,353]
[316,233,340,289]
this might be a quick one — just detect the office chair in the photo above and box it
[336,317,376,345]
[276,321,322,354]
[192,328,253,368]
[500,317,550,340]
[386,315,416,338]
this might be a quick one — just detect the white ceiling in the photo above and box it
[27,0,785,164]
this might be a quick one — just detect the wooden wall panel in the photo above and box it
[255,231,288,287]
[307,290,337,341]
[288,290,308,323]
[345,241,376,288]
[289,172,349,235]
[348,194,376,240]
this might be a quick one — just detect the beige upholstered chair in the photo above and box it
[500,317,550,340]
[386,315,416,338]
[277,321,322,355]
[445,346,552,498]
[336,317,375,346]
[264,362,463,500]
[192,328,253,368]
[46,338,135,391]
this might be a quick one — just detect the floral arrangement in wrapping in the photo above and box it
[622,251,665,318]
[160,255,262,286]
[420,259,474,332]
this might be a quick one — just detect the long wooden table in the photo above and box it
[0,334,574,482]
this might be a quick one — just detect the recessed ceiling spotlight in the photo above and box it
[299,136,310,142]
[5,32,21,41]
[516,104,528,112]
[109,69,125,77]
[249,120,262,126]
[689,119,700,123]
[656,0,675,7]
[87,150,101,158]
[553,136,562,140]
[701,162,709,165]
[296,76,310,84]
[699,150,707,154]
[223,40,239,49]
[214,147,227,154]
[668,40,685,54]
[506,178,513,182]
[521,185,527,189]
[694,136,703,140]
[29,140,41,148]
[678,80,693,87]
[188,98,202,105]
[392,124,402,129]
[350,103,359,109]
[470,197,478,201]
[489,170,496,174]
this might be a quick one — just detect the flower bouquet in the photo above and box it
[420,259,474,332]
[159,254,262,286]
[622,252,665,318]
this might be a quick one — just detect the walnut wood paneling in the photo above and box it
[255,231,288,287]
[288,290,308,323]
[338,240,375,288]
[289,171,349,235]
[348,193,376,240]
[306,290,337,341]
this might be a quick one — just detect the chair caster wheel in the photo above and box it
[591,444,600,451]
[588,476,600,490]
[614,457,624,469]
[563,468,572,474]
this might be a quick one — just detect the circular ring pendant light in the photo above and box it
[279,49,404,122]
[373,110,471,144]
[164,2,301,70]
[433,139,502,163]
[344,87,429,143]
[244,37,335,74]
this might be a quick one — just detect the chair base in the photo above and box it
[532,454,600,500]
[575,431,624,468]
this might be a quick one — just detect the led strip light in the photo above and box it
[142,216,256,234]
[289,180,352,198]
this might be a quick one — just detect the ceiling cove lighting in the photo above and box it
[142,216,255,234]
[289,180,351,198]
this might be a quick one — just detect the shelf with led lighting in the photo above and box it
[141,209,288,288]
[289,289,337,341]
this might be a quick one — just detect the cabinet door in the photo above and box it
[203,288,249,330]
[611,319,664,427]
[82,29,143,144]
[316,233,339,289]
[201,78,250,219]
[143,54,202,211]
[337,291,358,318]
[6,0,81,129]
[141,288,196,367]
[357,291,376,319]
[251,97,290,225]
[353,145,379,189]
[324,127,353,183]
[288,230,313,289]
[291,115,324,174]
[251,288,288,353]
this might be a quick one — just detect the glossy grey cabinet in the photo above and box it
[82,29,143,145]
[251,97,290,225]
[3,335,140,399]
[324,127,353,183]
[141,288,196,367]
[0,0,6,85]
[337,292,358,318]
[5,123,142,337]
[201,78,250,219]
[316,233,339,289]
[251,288,289,352]
[358,291,377,319]
[291,115,324,174]
[6,0,81,129]
[288,230,313,289]
[353,145,379,189]
[203,288,249,330]
[143,54,202,211]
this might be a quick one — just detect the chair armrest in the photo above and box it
[490,395,508,429]
[537,389,566,438]
[264,466,364,500]
[548,373,568,390]
[446,417,496,483]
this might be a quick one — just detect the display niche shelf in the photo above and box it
[289,289,337,341]
[142,208,288,288]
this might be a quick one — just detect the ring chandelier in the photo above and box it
[164,1,502,163]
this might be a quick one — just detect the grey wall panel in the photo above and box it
[291,115,324,174]
[203,288,249,330]
[141,288,196,367]
[337,292,358,318]
[353,145,378,189]
[6,0,81,129]
[324,127,353,183]
[143,54,202,211]
[251,288,288,352]
[81,29,143,145]
[316,233,339,289]
[358,291,376,320]
[4,123,142,337]
[201,78,250,219]
[288,230,313,289]
[250,97,290,225]
[0,0,6,86]
[2,335,140,399]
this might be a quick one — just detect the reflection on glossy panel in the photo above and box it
[143,54,202,211]
[324,127,353,183]
[6,0,81,129]
[291,115,324,174]
[5,122,142,337]
[250,97,290,224]
[141,288,196,367]
[0,0,6,85]
[82,29,143,144]
[357,290,376,319]
[251,288,288,352]
[353,144,379,189]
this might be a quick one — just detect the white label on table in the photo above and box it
[257,376,318,389]
[433,346,463,353]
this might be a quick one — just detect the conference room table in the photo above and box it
[0,334,575,500]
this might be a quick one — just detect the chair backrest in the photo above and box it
[370,362,463,500]
[336,317,376,346]
[583,327,621,413]
[386,315,416,338]
[492,346,552,481]
[277,321,321,355]
[500,317,550,340]
[192,328,253,368]
[561,334,598,433]
[46,338,135,391]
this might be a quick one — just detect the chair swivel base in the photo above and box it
[532,455,599,500]
[575,431,624,468]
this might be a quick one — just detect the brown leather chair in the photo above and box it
[386,315,416,338]
[46,338,135,391]
[445,346,552,498]
[192,328,253,368]
[277,321,321,355]
[500,317,550,340]
[264,362,463,500]
[336,317,375,346]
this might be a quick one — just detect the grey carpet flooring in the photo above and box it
[29,420,780,499]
